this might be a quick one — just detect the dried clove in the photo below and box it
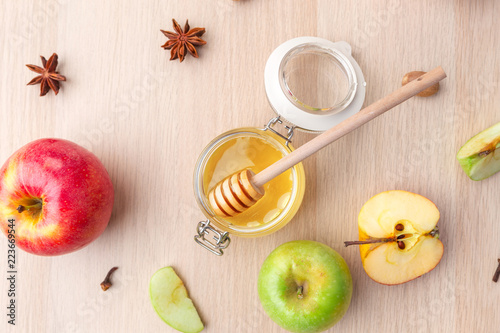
[493,259,500,283]
[101,267,119,291]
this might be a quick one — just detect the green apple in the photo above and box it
[149,267,204,333]
[457,122,500,180]
[258,241,352,333]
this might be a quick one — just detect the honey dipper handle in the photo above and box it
[252,66,447,187]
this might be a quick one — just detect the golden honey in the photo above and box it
[194,127,305,237]
[203,136,293,227]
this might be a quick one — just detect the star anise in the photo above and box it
[161,19,206,62]
[26,53,66,96]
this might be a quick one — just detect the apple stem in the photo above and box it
[297,286,304,299]
[493,259,500,283]
[101,267,119,291]
[16,202,43,214]
[429,226,439,238]
[344,238,395,247]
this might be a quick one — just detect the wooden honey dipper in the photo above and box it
[209,67,447,217]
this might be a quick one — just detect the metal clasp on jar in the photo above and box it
[194,220,231,256]
[264,116,294,147]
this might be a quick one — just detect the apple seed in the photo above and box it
[395,224,404,231]
[397,241,406,250]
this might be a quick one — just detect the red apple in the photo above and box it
[0,138,114,256]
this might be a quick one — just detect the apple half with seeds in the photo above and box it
[346,191,443,285]
[457,122,500,181]
[149,267,204,333]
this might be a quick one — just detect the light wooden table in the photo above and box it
[1,0,499,332]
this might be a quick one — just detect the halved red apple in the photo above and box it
[347,191,443,285]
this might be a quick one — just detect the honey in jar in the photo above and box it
[203,135,294,227]
[193,127,305,238]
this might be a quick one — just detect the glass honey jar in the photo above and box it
[194,37,366,255]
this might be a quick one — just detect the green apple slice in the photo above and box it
[149,267,204,333]
[457,122,500,181]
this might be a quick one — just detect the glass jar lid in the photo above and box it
[265,37,366,132]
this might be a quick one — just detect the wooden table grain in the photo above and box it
[1,0,499,332]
